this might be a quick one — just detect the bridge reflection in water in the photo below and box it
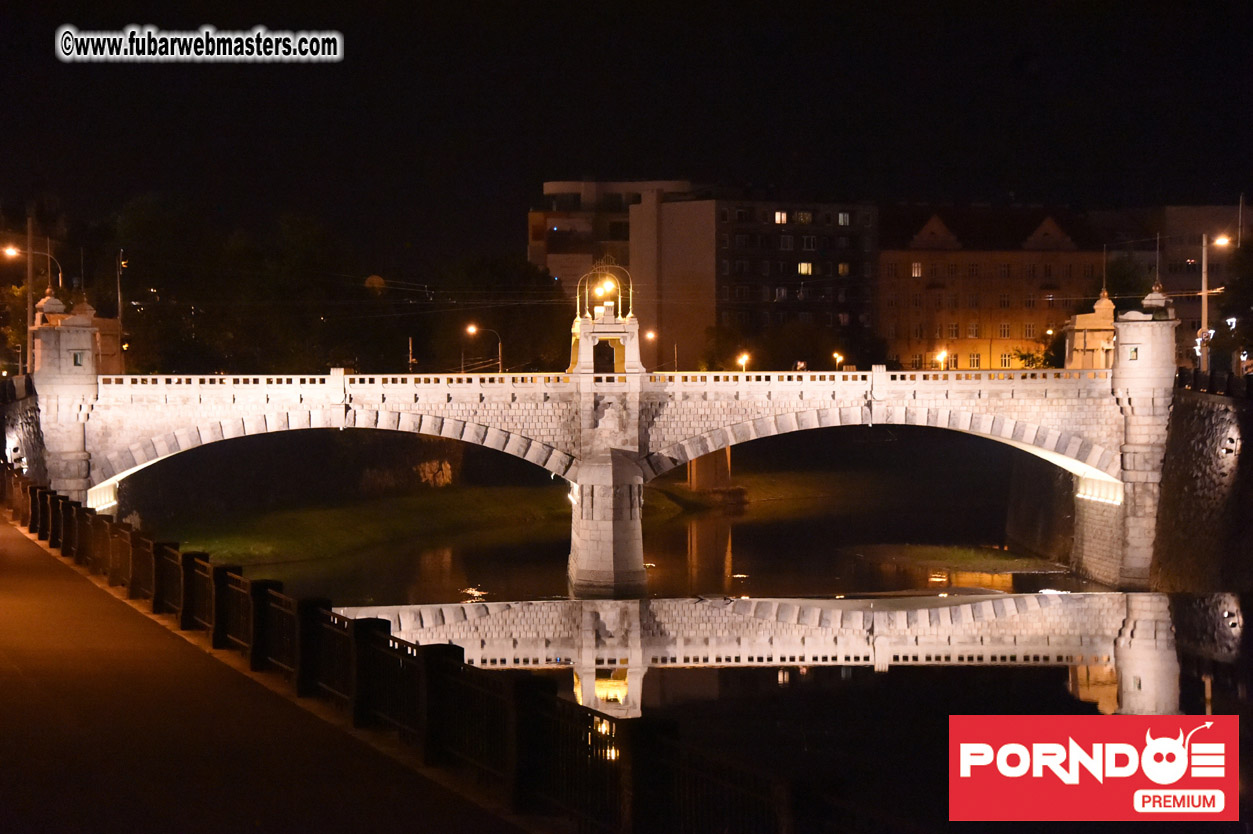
[340,592,1191,718]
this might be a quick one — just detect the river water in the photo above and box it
[127,427,1249,829]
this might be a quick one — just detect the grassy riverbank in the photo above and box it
[169,481,701,567]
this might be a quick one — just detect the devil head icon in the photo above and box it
[1141,728,1189,785]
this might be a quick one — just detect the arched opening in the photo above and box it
[592,339,617,373]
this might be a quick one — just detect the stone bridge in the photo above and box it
[3,287,1180,594]
[338,592,1185,718]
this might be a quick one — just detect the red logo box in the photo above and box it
[949,714,1239,821]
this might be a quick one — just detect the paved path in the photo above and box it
[0,520,526,833]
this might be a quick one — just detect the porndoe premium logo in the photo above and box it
[949,715,1238,821]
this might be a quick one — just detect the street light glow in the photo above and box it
[644,330,656,340]
[466,324,478,335]
[3,246,18,258]
[1214,235,1231,247]
[737,353,749,373]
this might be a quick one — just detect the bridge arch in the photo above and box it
[642,403,1123,485]
[84,410,580,510]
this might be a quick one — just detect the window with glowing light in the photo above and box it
[797,262,812,275]
[774,211,788,224]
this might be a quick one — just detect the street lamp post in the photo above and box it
[1200,233,1231,373]
[737,352,749,374]
[466,324,503,373]
[832,351,844,371]
[5,245,64,373]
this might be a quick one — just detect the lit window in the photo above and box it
[775,211,788,224]
[838,262,850,276]
[797,262,813,275]
[838,212,851,226]
[911,262,922,278]
[796,211,813,224]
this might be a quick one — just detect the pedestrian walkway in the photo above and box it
[0,519,526,834]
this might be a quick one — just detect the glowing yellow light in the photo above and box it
[936,350,948,366]
[594,287,605,298]
[644,330,656,340]
[3,246,18,258]
[466,324,478,335]
[832,352,844,367]
[1214,235,1231,247]
[737,353,749,372]
[601,278,616,293]
[1046,329,1054,336]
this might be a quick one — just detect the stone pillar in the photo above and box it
[568,453,646,596]
[1110,289,1179,588]
[29,294,99,502]
[1114,593,1180,714]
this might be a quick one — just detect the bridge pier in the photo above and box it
[567,453,646,597]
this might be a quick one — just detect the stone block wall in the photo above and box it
[1152,390,1253,591]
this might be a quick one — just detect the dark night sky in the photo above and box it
[1,2,1249,275]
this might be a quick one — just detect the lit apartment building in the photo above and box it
[630,189,878,370]
[526,180,692,287]
[877,206,1104,371]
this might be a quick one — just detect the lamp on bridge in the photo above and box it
[465,324,503,373]
[737,352,750,374]
[1200,233,1231,373]
[832,351,844,371]
[935,349,948,370]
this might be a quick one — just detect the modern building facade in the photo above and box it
[526,180,692,288]
[629,190,878,371]
[876,205,1105,370]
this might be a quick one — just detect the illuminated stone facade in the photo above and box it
[877,206,1104,372]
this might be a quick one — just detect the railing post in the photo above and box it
[48,493,65,549]
[348,617,391,728]
[36,489,53,541]
[90,514,113,575]
[409,643,463,766]
[177,551,199,630]
[127,534,156,600]
[60,500,81,560]
[107,522,133,588]
[507,673,559,813]
[294,598,332,697]
[246,579,282,671]
[210,564,243,649]
[73,506,96,566]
